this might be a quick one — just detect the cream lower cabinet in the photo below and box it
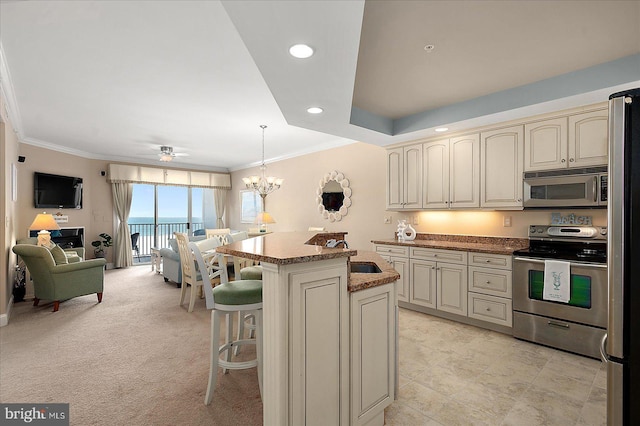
[374,244,514,332]
[375,245,410,303]
[467,253,513,327]
[410,247,468,316]
[350,283,396,426]
[408,258,436,308]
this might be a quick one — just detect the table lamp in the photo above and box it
[29,212,61,247]
[254,211,275,233]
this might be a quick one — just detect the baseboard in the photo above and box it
[0,294,14,327]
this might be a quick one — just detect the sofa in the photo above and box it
[12,244,106,312]
[159,231,248,286]
[159,235,206,286]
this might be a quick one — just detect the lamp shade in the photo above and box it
[29,213,61,231]
[254,212,276,225]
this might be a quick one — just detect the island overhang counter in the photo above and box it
[216,231,399,426]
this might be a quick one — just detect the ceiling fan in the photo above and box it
[157,146,188,162]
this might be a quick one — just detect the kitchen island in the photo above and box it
[217,231,399,426]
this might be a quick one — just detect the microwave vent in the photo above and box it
[523,166,607,179]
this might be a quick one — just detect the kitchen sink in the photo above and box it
[350,262,382,273]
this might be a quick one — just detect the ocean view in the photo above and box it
[128,217,206,252]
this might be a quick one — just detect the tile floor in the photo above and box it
[385,308,606,425]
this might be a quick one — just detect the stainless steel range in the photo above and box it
[512,225,607,359]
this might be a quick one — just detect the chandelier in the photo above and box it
[242,125,284,199]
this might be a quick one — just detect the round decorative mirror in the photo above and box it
[316,171,351,222]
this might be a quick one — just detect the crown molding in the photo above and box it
[19,136,229,173]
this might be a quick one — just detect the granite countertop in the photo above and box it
[215,231,400,292]
[348,251,400,293]
[372,233,529,256]
[216,231,357,265]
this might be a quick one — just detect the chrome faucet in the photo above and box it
[325,239,349,249]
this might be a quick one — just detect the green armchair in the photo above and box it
[12,244,106,312]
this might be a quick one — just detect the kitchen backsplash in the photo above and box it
[396,209,608,238]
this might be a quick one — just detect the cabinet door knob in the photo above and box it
[485,259,491,263]
[433,254,437,257]
[570,158,575,162]
[431,266,436,270]
[486,307,491,312]
[485,280,491,284]
[561,159,566,163]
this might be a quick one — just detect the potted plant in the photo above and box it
[92,233,113,258]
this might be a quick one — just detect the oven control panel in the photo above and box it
[528,225,607,240]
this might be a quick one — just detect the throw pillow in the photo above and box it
[49,244,69,265]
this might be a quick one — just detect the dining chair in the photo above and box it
[205,228,231,245]
[188,240,263,405]
[176,232,226,312]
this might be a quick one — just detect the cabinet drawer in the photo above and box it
[375,245,409,257]
[410,247,467,265]
[468,266,512,298]
[468,252,512,270]
[468,293,512,327]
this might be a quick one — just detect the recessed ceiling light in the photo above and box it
[435,127,448,132]
[307,107,323,114]
[289,44,314,59]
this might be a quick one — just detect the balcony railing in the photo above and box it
[128,222,204,258]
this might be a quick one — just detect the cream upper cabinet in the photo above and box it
[481,125,524,209]
[422,139,449,209]
[524,109,608,171]
[422,135,479,209]
[449,134,480,208]
[568,110,608,167]
[524,117,568,171]
[386,144,422,210]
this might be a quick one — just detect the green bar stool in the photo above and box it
[188,241,263,405]
[240,265,263,280]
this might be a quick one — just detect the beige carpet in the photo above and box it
[0,266,263,425]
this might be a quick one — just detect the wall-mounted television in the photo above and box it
[34,172,83,209]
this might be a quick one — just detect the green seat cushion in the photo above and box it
[49,244,68,265]
[212,280,262,305]
[240,265,263,280]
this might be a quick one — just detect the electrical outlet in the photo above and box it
[384,215,392,224]
[503,215,512,227]
[413,215,420,225]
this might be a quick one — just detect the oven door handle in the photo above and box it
[513,257,608,268]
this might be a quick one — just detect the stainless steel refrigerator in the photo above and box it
[602,87,640,425]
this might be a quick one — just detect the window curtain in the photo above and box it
[213,188,228,228]
[112,182,133,268]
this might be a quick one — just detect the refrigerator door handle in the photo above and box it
[607,95,627,360]
[600,333,609,363]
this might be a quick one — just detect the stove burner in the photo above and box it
[529,246,557,254]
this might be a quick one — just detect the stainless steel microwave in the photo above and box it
[523,167,608,208]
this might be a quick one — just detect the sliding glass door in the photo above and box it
[129,184,218,256]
